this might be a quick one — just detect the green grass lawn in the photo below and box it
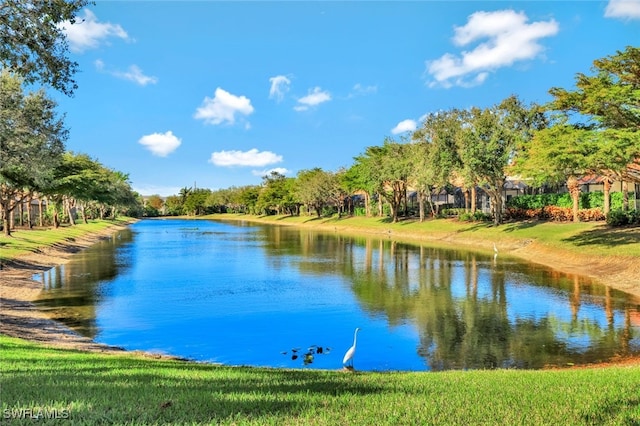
[1,336,639,425]
[0,218,133,262]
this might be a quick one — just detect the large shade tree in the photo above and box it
[413,110,464,218]
[0,71,67,235]
[343,153,380,218]
[458,96,545,225]
[42,151,101,227]
[546,45,640,213]
[295,168,331,217]
[1,0,89,96]
[512,122,597,222]
[380,139,412,223]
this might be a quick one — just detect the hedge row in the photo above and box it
[504,206,606,222]
[507,191,635,210]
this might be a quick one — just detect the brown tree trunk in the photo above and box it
[603,178,612,216]
[622,180,629,211]
[567,175,580,222]
[26,194,33,228]
[38,198,44,227]
[364,192,371,217]
[471,187,477,214]
[19,200,24,227]
[1,200,11,236]
[66,198,76,226]
[52,201,60,228]
[464,189,470,213]
[80,203,88,224]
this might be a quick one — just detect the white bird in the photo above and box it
[493,243,498,254]
[342,327,361,369]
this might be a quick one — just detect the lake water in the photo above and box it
[34,219,640,371]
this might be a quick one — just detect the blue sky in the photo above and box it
[54,1,640,196]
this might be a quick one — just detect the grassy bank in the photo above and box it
[208,213,640,258]
[2,335,639,425]
[0,218,134,263]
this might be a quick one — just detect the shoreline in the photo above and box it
[0,222,183,360]
[1,224,129,353]
[213,214,640,300]
[1,216,639,368]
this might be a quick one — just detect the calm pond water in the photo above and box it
[34,219,640,371]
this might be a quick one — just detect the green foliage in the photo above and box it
[0,0,89,95]
[321,206,337,217]
[353,207,367,217]
[441,208,465,216]
[459,211,492,222]
[164,195,184,216]
[508,192,637,212]
[183,188,212,216]
[606,209,640,227]
[142,205,160,217]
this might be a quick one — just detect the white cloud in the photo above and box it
[60,9,129,53]
[114,65,158,86]
[252,167,290,177]
[349,83,378,97]
[295,87,331,110]
[269,75,291,102]
[209,149,283,167]
[605,0,640,19]
[194,88,254,126]
[95,61,157,86]
[426,10,559,88]
[391,119,417,134]
[138,131,181,157]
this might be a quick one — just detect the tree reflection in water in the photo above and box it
[34,221,640,370]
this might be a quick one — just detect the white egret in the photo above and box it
[342,327,361,369]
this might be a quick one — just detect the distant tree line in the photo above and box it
[2,1,638,231]
[150,46,640,226]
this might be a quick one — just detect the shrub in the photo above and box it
[578,208,605,222]
[611,192,637,211]
[473,211,492,221]
[442,208,465,216]
[607,209,640,226]
[353,207,367,216]
[459,211,492,222]
[504,207,544,220]
[543,206,574,221]
[607,209,630,226]
[458,212,473,222]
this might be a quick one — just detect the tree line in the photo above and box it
[0,71,142,236]
[1,1,638,232]
[1,1,141,236]
[151,46,640,226]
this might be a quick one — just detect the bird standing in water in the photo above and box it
[342,327,361,369]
